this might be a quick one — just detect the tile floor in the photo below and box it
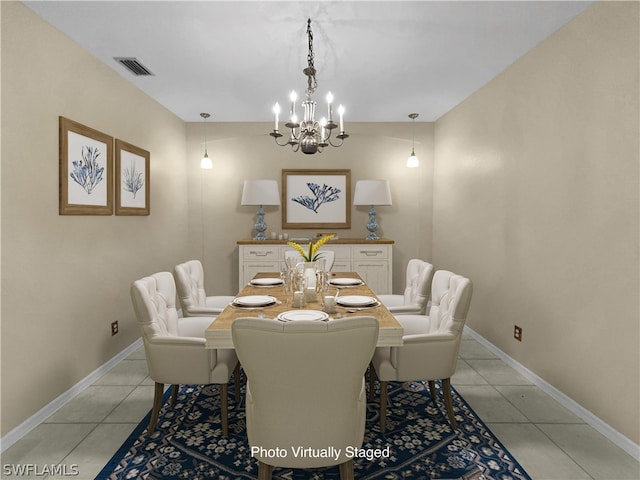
[1,336,639,480]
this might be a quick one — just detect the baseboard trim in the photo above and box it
[463,326,640,461]
[0,338,143,453]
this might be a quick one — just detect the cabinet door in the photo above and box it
[239,246,281,290]
[331,260,352,273]
[325,245,351,272]
[353,261,389,294]
[242,262,280,288]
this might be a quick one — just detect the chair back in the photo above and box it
[132,272,220,385]
[402,259,435,314]
[232,316,378,468]
[131,272,180,339]
[432,274,473,337]
[284,249,335,271]
[174,260,207,313]
[424,270,454,332]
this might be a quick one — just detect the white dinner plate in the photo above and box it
[250,278,283,286]
[232,295,277,307]
[336,295,378,307]
[329,278,362,286]
[277,310,329,322]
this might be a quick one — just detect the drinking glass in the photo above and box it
[314,259,328,294]
[280,266,293,297]
[323,287,339,314]
[291,271,306,308]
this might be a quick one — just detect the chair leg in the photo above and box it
[257,461,273,480]
[427,380,438,402]
[234,363,241,403]
[149,382,164,435]
[339,459,355,480]
[221,383,229,436]
[170,384,179,405]
[368,363,376,401]
[442,378,457,430]
[379,380,388,434]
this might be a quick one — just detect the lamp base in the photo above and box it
[364,205,380,240]
[253,205,268,241]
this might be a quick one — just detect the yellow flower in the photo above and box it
[287,234,336,262]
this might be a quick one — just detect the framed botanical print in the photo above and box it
[115,139,150,215]
[282,169,351,229]
[59,117,113,215]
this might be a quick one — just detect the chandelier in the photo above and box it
[270,19,348,154]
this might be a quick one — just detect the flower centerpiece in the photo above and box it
[287,234,336,302]
[287,234,336,262]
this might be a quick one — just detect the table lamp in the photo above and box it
[353,179,392,240]
[241,179,281,240]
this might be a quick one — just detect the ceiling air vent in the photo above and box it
[114,57,154,76]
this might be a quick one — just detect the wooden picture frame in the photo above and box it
[115,139,150,215]
[59,117,113,215]
[282,169,351,229]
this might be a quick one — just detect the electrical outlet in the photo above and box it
[514,325,522,342]
[111,321,119,336]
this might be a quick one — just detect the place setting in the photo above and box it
[336,295,380,312]
[248,277,283,287]
[230,295,279,309]
[276,310,329,322]
[328,277,363,288]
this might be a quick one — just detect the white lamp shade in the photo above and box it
[241,179,281,206]
[406,153,419,168]
[353,179,392,206]
[200,154,213,169]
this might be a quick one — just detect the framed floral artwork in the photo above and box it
[59,117,113,215]
[282,169,351,229]
[115,139,150,215]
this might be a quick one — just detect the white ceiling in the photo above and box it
[24,1,594,123]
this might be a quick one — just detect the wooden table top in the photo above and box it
[205,272,404,349]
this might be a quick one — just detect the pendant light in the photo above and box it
[200,112,213,169]
[407,113,419,168]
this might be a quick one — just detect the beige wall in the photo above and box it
[184,121,434,296]
[433,1,639,443]
[1,2,189,435]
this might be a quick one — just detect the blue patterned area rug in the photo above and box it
[97,379,530,480]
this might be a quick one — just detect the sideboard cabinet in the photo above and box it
[237,238,394,294]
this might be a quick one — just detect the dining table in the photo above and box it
[204,272,404,349]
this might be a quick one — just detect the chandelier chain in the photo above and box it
[305,18,318,97]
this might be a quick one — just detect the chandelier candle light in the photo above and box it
[270,19,348,154]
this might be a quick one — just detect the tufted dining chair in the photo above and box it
[174,260,235,316]
[392,269,455,336]
[284,249,335,271]
[232,316,379,480]
[377,259,434,315]
[131,271,239,435]
[371,273,473,433]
